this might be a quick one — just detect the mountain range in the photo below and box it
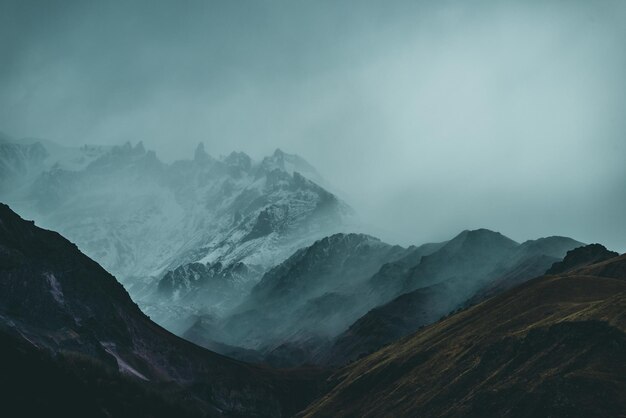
[300,249,626,417]
[184,229,585,367]
[325,234,587,365]
[1,133,624,417]
[0,135,353,330]
[1,202,623,417]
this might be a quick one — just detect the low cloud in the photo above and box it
[1,0,625,250]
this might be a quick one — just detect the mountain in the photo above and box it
[300,250,626,418]
[0,330,204,418]
[326,280,457,365]
[0,136,352,330]
[248,233,407,311]
[546,243,619,275]
[186,229,583,368]
[153,261,264,334]
[186,233,411,357]
[468,235,585,303]
[0,203,328,417]
[369,232,584,318]
[369,229,520,301]
[326,234,584,365]
[187,229,582,366]
[361,241,447,294]
[0,139,47,192]
[0,134,111,194]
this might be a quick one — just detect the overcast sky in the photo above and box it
[2,0,625,251]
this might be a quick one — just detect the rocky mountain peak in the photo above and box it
[193,142,210,163]
[224,151,252,171]
[546,243,619,275]
[115,141,146,156]
[443,228,519,255]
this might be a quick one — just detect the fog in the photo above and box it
[2,0,625,251]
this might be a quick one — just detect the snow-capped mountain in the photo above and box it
[0,135,353,323]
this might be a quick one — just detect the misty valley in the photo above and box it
[0,136,624,417]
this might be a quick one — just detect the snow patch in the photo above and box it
[44,273,64,305]
[101,342,149,381]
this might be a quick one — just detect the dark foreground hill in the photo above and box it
[0,330,204,417]
[300,253,626,417]
[0,203,327,417]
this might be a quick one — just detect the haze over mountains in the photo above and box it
[2,1,626,416]
[301,252,626,418]
[0,136,596,363]
[1,134,624,416]
[0,135,354,328]
[1,202,624,417]
[186,229,585,367]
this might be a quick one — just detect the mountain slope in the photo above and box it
[189,233,411,355]
[325,234,584,365]
[326,280,458,365]
[249,233,407,310]
[370,229,520,301]
[0,330,204,418]
[0,203,327,417]
[358,240,446,295]
[300,252,626,417]
[0,134,111,193]
[546,243,619,275]
[187,230,584,368]
[468,235,585,303]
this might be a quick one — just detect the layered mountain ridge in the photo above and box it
[0,135,354,328]
[2,199,622,417]
[4,133,623,418]
[186,227,585,367]
[1,181,622,417]
[326,232,584,365]
[199,233,411,352]
[300,252,626,417]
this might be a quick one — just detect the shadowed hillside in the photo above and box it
[301,254,626,417]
